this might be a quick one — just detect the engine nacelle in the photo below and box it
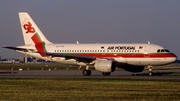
[94,59,116,72]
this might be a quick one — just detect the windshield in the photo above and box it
[157,49,170,53]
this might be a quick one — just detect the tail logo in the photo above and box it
[23,22,35,34]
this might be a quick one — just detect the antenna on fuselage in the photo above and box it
[148,41,151,44]
[76,41,79,44]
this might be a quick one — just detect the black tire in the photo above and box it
[83,70,91,76]
[102,72,111,76]
[87,70,92,76]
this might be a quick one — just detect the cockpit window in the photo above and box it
[157,49,170,53]
[161,50,165,52]
[164,49,170,52]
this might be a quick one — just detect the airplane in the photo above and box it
[3,12,177,76]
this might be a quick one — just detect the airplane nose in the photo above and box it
[172,53,178,63]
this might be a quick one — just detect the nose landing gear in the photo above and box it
[148,65,153,76]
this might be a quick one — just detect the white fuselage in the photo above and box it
[17,43,177,66]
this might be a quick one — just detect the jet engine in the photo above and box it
[94,59,116,72]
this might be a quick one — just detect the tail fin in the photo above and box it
[19,12,52,45]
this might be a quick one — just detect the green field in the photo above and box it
[0,78,180,101]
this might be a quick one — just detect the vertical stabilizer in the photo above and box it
[19,12,52,45]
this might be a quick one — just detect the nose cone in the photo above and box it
[171,53,178,63]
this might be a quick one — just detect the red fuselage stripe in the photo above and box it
[66,53,176,58]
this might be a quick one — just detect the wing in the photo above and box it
[3,46,113,63]
[39,52,97,63]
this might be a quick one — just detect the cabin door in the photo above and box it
[144,46,150,57]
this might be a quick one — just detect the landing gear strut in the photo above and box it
[148,65,153,76]
[82,66,91,76]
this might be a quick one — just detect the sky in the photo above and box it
[0,0,180,59]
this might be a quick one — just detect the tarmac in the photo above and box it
[0,69,180,80]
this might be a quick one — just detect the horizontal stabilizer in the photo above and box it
[2,46,36,52]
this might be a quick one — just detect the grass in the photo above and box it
[0,78,179,101]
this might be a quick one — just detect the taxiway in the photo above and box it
[0,69,180,80]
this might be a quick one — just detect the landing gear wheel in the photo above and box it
[102,72,111,76]
[148,65,153,76]
[149,72,153,76]
[83,70,91,76]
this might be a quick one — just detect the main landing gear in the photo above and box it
[82,66,111,76]
[83,70,91,76]
[82,66,91,76]
[83,70,111,76]
[148,65,153,76]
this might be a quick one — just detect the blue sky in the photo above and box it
[0,0,180,59]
